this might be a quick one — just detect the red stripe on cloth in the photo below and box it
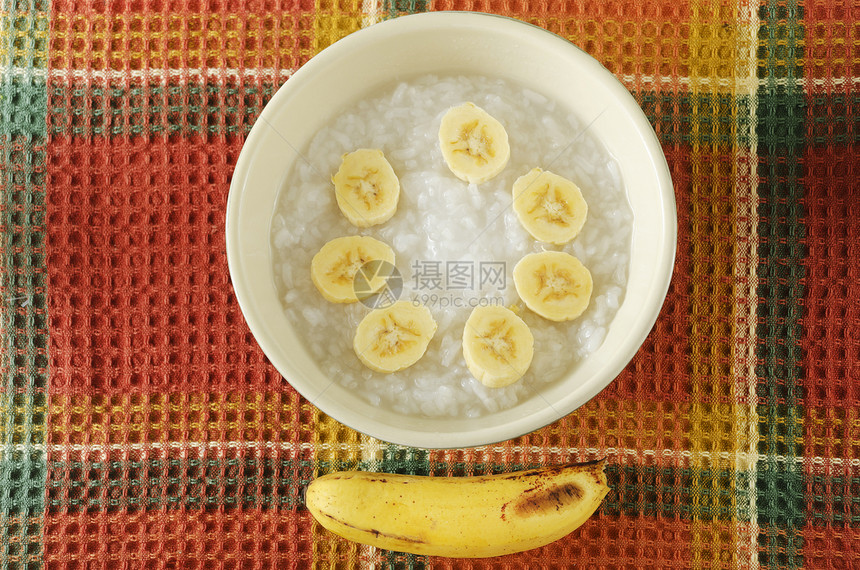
[802,525,860,569]
[801,145,860,410]
[46,134,284,396]
[43,508,314,568]
[803,0,859,92]
[601,144,693,403]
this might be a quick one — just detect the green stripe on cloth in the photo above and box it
[755,1,805,81]
[47,81,280,138]
[638,92,754,147]
[806,93,860,146]
[0,77,47,137]
[380,444,432,475]
[0,448,45,565]
[46,456,313,513]
[1,3,49,567]
[47,83,760,147]
[0,129,48,564]
[807,470,860,528]
[756,0,806,567]
[43,449,777,529]
[382,0,429,18]
[385,549,426,569]
[604,464,751,522]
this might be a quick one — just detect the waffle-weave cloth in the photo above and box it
[1,0,858,568]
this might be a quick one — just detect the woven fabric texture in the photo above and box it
[0,0,857,567]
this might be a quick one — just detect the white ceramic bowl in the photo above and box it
[226,12,676,449]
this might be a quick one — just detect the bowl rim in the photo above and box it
[226,11,677,449]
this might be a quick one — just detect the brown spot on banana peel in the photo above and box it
[507,482,586,518]
[499,459,607,521]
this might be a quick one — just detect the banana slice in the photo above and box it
[353,301,437,373]
[439,102,510,184]
[512,168,587,245]
[513,251,592,322]
[462,305,534,388]
[332,149,400,227]
[311,236,396,303]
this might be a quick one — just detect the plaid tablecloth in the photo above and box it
[1,0,858,568]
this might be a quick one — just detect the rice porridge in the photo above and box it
[271,74,633,418]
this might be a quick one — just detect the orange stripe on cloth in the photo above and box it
[49,3,317,72]
[47,391,313,451]
[43,509,315,568]
[271,383,700,473]
[802,526,860,569]
[432,0,693,93]
[45,135,286,397]
[47,389,696,463]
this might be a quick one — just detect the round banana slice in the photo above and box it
[353,301,437,373]
[512,167,587,245]
[513,251,593,322]
[311,236,396,303]
[438,102,510,184]
[332,149,401,228]
[462,305,534,388]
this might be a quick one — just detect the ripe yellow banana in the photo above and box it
[513,251,593,321]
[305,459,609,558]
[462,305,534,388]
[512,167,587,245]
[332,148,401,227]
[310,236,395,303]
[439,102,510,184]
[353,301,437,372]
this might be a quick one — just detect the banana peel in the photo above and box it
[305,459,609,558]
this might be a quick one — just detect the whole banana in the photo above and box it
[304,459,608,558]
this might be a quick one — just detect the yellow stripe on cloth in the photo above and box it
[314,0,374,54]
[310,409,382,566]
[48,392,309,449]
[50,11,315,72]
[688,2,742,463]
[687,1,760,567]
[0,391,47,448]
[0,9,49,70]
